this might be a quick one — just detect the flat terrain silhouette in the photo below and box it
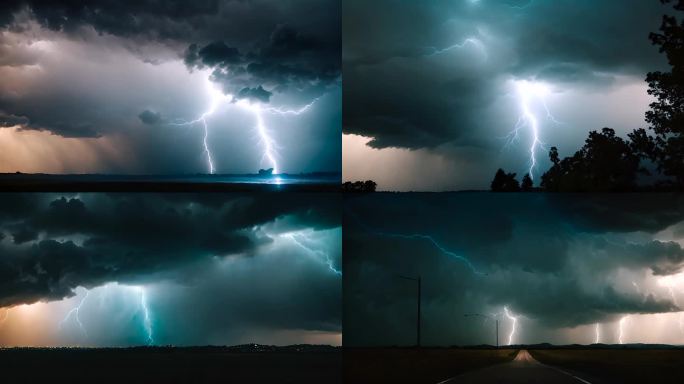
[0,172,341,192]
[0,345,341,383]
[345,345,684,384]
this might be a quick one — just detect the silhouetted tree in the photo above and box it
[363,180,377,192]
[342,180,377,192]
[521,173,533,191]
[540,128,641,191]
[490,168,521,192]
[641,0,684,187]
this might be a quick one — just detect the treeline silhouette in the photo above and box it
[342,180,377,193]
[493,0,684,192]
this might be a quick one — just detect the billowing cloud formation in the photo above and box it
[138,110,162,125]
[0,193,341,346]
[343,0,671,190]
[345,193,684,346]
[0,0,341,174]
[185,24,340,102]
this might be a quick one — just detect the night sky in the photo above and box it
[0,193,341,347]
[345,194,684,346]
[343,0,671,191]
[0,0,341,175]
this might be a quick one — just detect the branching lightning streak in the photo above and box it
[348,210,483,275]
[618,316,628,344]
[504,306,518,345]
[657,275,684,335]
[509,80,564,180]
[254,110,279,174]
[59,290,90,337]
[427,37,488,59]
[594,323,600,344]
[0,308,9,327]
[288,233,341,275]
[172,77,319,175]
[200,118,215,174]
[170,83,227,174]
[138,288,153,346]
[262,97,320,116]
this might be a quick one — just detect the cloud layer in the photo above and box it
[0,193,341,346]
[344,193,684,346]
[0,0,340,174]
[343,0,671,190]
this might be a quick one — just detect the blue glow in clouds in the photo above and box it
[59,288,90,337]
[54,284,155,347]
[348,211,484,276]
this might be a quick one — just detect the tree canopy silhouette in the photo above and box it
[491,169,521,192]
[521,173,533,191]
[540,128,641,192]
[641,0,684,187]
[536,0,683,191]
[342,180,377,193]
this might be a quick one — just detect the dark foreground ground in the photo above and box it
[0,346,341,383]
[343,348,517,383]
[0,173,340,192]
[530,348,684,383]
[345,347,684,383]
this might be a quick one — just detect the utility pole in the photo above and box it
[464,313,499,348]
[496,319,499,348]
[399,275,421,348]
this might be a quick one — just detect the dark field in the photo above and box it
[0,173,340,192]
[0,347,341,383]
[343,348,517,383]
[530,348,684,384]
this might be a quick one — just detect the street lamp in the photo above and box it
[399,275,421,348]
[464,313,499,348]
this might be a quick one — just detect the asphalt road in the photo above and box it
[438,350,594,384]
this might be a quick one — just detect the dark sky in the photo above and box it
[345,193,684,346]
[0,0,341,174]
[0,193,341,347]
[343,0,673,191]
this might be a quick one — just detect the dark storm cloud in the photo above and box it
[184,24,341,102]
[184,41,241,68]
[0,0,221,39]
[0,193,340,308]
[0,0,341,176]
[344,193,684,345]
[343,0,669,150]
[138,109,162,125]
[0,112,28,127]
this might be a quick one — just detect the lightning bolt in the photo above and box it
[172,76,319,175]
[594,323,600,344]
[658,274,684,335]
[427,37,488,59]
[618,316,628,344]
[508,80,564,180]
[59,290,90,337]
[287,233,342,276]
[262,97,320,116]
[254,109,279,174]
[170,81,228,174]
[503,306,518,345]
[0,308,9,327]
[348,210,483,275]
[136,287,154,346]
